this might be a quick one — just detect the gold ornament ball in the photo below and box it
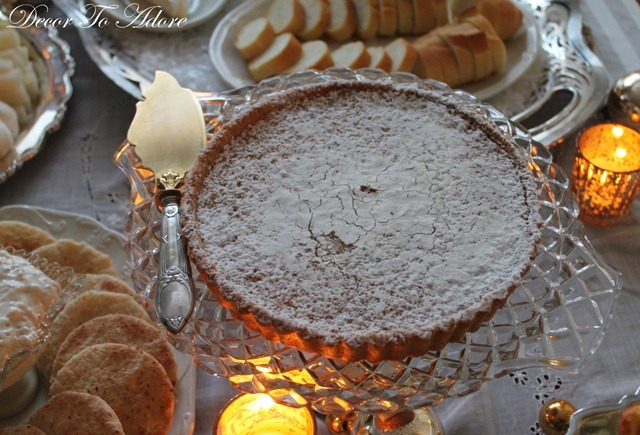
[539,399,576,435]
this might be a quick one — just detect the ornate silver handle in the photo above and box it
[155,190,194,334]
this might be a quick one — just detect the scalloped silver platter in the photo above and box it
[0,24,74,184]
[90,0,226,33]
[208,0,539,101]
[0,205,197,435]
[116,69,622,415]
[55,0,606,147]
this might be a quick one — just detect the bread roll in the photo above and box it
[248,33,303,81]
[326,0,357,40]
[352,0,380,39]
[385,37,417,72]
[268,0,306,34]
[395,0,413,34]
[367,46,392,71]
[378,0,398,36]
[332,41,371,68]
[235,17,277,60]
[283,40,334,73]
[298,0,330,40]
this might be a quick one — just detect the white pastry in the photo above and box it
[0,119,14,157]
[0,101,19,138]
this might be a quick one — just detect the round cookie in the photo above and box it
[0,221,55,252]
[0,426,45,435]
[33,239,119,276]
[36,290,152,383]
[50,343,174,435]
[80,273,145,306]
[52,314,177,386]
[29,391,124,435]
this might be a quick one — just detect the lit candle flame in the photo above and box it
[612,125,625,138]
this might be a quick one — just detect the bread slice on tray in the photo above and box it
[460,14,506,70]
[378,0,398,36]
[413,34,461,86]
[395,0,414,34]
[413,0,436,34]
[297,0,331,40]
[433,0,448,26]
[352,0,380,39]
[437,26,476,84]
[474,0,523,41]
[327,0,357,40]
[235,17,277,60]
[248,33,303,81]
[385,37,417,72]
[332,40,372,68]
[367,46,392,71]
[267,0,306,34]
[284,40,334,73]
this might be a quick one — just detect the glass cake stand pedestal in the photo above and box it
[115,70,622,434]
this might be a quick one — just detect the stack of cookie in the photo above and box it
[0,221,177,435]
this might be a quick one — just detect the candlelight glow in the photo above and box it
[572,124,640,225]
[615,147,627,159]
[216,393,316,435]
[612,125,624,138]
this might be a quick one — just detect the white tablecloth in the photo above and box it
[0,1,639,433]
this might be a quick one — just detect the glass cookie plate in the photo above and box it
[115,69,621,416]
[0,17,75,184]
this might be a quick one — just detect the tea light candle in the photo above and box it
[216,393,316,435]
[572,124,640,225]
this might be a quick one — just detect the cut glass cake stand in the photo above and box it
[115,69,621,433]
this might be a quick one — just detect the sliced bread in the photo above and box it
[298,0,331,40]
[413,0,436,34]
[332,40,372,68]
[267,0,306,34]
[378,0,398,36]
[326,0,357,40]
[248,33,303,81]
[235,17,277,60]
[395,0,414,34]
[352,0,380,39]
[367,46,392,71]
[384,37,417,72]
[283,40,334,73]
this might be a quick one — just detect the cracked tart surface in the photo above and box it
[182,80,541,362]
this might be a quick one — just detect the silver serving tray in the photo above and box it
[0,21,75,184]
[53,0,607,147]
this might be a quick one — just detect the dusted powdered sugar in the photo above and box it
[190,83,540,349]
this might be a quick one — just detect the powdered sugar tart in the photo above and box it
[182,80,541,362]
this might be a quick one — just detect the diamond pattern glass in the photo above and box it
[114,69,621,415]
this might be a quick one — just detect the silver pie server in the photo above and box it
[127,71,206,334]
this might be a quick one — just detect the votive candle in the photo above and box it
[572,124,640,225]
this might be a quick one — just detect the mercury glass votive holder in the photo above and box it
[571,123,640,225]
